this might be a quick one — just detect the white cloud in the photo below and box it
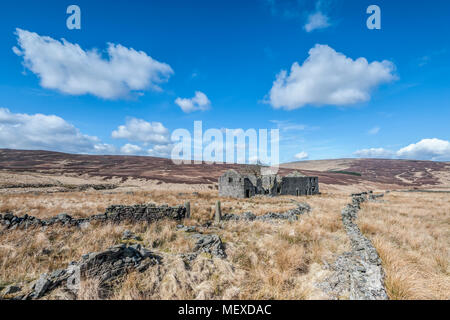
[112,118,170,144]
[113,118,173,158]
[270,120,307,132]
[147,144,174,157]
[175,91,211,113]
[354,148,394,159]
[396,138,450,161]
[368,126,380,135]
[354,138,450,161]
[295,151,309,160]
[120,143,143,155]
[0,108,115,154]
[267,44,397,110]
[304,12,331,32]
[13,28,173,99]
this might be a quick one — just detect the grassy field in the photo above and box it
[0,187,448,300]
[359,192,450,300]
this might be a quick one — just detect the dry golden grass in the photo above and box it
[0,189,349,299]
[358,192,450,300]
[0,189,303,220]
[1,186,448,300]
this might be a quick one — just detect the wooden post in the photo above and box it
[184,201,191,219]
[215,200,222,222]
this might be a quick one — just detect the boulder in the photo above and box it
[192,234,226,258]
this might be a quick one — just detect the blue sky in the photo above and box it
[0,0,449,163]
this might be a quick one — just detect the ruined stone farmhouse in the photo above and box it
[219,167,319,198]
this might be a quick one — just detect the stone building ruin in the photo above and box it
[218,167,319,198]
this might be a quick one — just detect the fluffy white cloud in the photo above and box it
[353,148,394,159]
[112,118,170,144]
[120,143,143,155]
[354,138,450,161]
[396,138,450,161]
[13,28,173,99]
[267,44,397,110]
[304,12,330,32]
[175,91,211,113]
[113,118,173,158]
[295,151,309,160]
[0,108,115,154]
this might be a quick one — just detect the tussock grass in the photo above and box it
[359,192,450,300]
[0,189,347,299]
[0,188,448,300]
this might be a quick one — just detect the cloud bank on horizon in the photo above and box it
[354,139,450,161]
[1,107,449,162]
[0,107,115,154]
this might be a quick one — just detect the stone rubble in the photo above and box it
[221,202,311,222]
[176,225,227,259]
[318,192,389,300]
[191,234,226,259]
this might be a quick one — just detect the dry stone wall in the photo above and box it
[0,203,187,231]
[318,192,389,300]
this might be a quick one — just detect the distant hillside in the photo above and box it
[0,149,448,188]
[282,158,450,188]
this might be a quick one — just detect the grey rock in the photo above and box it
[33,274,51,299]
[192,234,226,258]
[79,221,91,230]
[129,243,142,251]
[138,248,153,259]
[176,225,198,233]
[57,213,72,221]
[121,230,141,241]
[3,285,22,295]
[180,253,198,263]
[25,243,162,300]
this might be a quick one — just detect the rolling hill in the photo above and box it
[0,149,449,190]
